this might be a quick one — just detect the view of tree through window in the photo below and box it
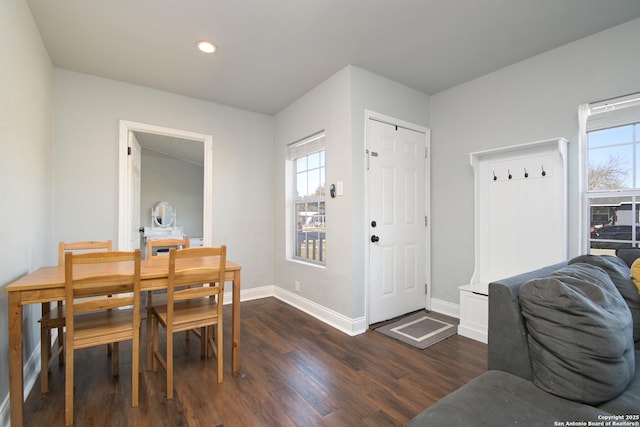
[585,106,640,253]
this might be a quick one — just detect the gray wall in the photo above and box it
[273,66,430,320]
[429,17,640,304]
[140,147,204,238]
[0,0,53,412]
[52,69,275,288]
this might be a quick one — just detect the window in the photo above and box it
[289,132,326,264]
[580,93,640,253]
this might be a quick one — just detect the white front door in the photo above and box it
[368,118,429,324]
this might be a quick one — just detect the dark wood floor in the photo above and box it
[24,297,487,426]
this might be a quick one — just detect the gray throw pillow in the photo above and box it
[520,263,635,404]
[569,255,640,343]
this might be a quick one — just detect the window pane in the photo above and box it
[636,124,640,189]
[588,197,639,254]
[296,172,308,198]
[289,138,326,264]
[588,145,633,190]
[308,152,320,169]
[295,156,307,173]
[308,168,321,197]
[588,125,634,148]
[319,168,326,197]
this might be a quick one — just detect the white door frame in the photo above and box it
[118,120,214,250]
[363,110,431,326]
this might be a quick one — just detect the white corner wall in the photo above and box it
[430,17,640,304]
[273,65,429,325]
[0,0,54,416]
[52,70,275,289]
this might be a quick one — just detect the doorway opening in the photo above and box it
[118,120,213,250]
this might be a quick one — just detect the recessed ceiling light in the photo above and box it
[196,40,217,54]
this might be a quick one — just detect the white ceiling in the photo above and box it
[27,0,640,116]
[134,132,204,166]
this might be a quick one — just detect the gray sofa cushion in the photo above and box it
[596,349,640,415]
[616,248,640,268]
[520,263,635,404]
[405,371,611,427]
[569,254,640,343]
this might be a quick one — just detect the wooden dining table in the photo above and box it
[5,254,241,427]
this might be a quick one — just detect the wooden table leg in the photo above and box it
[8,292,24,427]
[231,270,241,374]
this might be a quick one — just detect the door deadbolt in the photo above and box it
[371,220,377,228]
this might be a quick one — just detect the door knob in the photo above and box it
[371,235,379,243]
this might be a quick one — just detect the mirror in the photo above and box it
[152,201,175,228]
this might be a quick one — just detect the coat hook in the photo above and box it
[524,167,528,178]
[493,171,497,181]
[541,165,546,177]
[508,169,512,180]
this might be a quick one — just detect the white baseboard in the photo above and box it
[272,287,367,336]
[457,324,488,344]
[429,297,460,319]
[225,284,273,304]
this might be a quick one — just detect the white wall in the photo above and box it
[0,0,53,412]
[430,17,640,304]
[273,66,429,322]
[52,69,275,288]
[140,147,204,238]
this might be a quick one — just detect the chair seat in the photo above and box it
[152,299,220,332]
[73,309,135,349]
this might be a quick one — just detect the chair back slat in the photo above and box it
[166,246,226,319]
[74,296,135,313]
[58,240,112,266]
[174,285,219,302]
[65,250,141,317]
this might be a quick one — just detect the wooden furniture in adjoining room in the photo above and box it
[152,246,226,398]
[38,240,113,393]
[63,249,141,426]
[145,237,189,260]
[144,237,190,367]
[6,253,241,427]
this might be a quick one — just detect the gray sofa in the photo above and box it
[407,249,640,426]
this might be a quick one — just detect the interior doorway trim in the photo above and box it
[118,120,214,250]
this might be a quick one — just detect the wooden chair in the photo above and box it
[38,240,112,393]
[64,249,141,426]
[152,246,226,398]
[145,237,190,367]
[146,237,190,260]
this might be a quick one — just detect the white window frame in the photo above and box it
[579,93,640,253]
[287,132,327,265]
